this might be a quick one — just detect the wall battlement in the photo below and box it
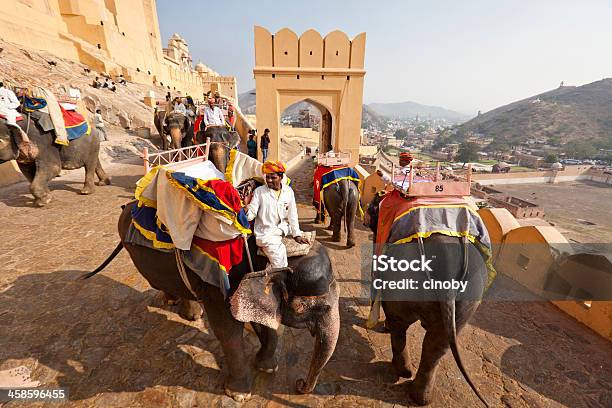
[0,0,236,100]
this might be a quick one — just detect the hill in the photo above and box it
[457,79,612,150]
[368,101,469,122]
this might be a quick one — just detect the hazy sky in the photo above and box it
[157,0,611,114]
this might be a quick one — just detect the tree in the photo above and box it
[545,154,558,163]
[563,141,597,159]
[457,142,480,167]
[415,125,427,135]
[394,128,409,139]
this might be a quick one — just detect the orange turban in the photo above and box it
[262,160,286,174]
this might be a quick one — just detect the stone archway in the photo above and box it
[278,98,334,160]
[253,26,366,165]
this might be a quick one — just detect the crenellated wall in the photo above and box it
[0,0,236,100]
[253,26,366,164]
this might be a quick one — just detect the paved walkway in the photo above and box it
[0,158,610,407]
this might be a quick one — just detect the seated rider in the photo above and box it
[245,160,309,268]
[202,96,225,129]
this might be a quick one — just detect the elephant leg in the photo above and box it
[406,326,449,405]
[387,317,414,378]
[344,183,359,248]
[31,161,59,206]
[18,163,36,183]
[251,323,279,373]
[177,298,203,321]
[95,159,111,185]
[200,290,251,402]
[80,157,97,195]
[331,213,342,242]
[296,300,340,394]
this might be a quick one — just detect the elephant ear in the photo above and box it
[230,269,290,330]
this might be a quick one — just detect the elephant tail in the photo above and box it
[440,300,489,407]
[80,242,124,280]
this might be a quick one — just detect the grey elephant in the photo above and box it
[318,179,359,248]
[153,108,193,150]
[366,194,491,406]
[85,135,340,401]
[0,119,110,207]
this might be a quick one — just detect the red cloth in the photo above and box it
[375,189,470,252]
[312,165,346,212]
[0,113,23,121]
[192,236,244,274]
[204,178,245,211]
[59,104,86,127]
[194,115,203,140]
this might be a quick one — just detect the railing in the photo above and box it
[392,163,472,197]
[143,138,211,174]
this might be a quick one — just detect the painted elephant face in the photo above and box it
[230,244,336,330]
[0,122,18,163]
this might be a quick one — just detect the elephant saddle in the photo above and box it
[256,231,317,258]
[312,165,361,216]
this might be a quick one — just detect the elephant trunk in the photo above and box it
[296,282,340,394]
[169,127,182,149]
[440,300,489,407]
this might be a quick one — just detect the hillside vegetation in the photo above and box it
[457,79,612,150]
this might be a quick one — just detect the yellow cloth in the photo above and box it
[262,160,286,174]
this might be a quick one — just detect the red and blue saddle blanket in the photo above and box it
[59,105,90,141]
[313,165,361,216]
[128,170,250,294]
[375,189,496,287]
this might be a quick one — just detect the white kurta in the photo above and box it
[0,86,21,126]
[245,181,302,268]
[202,106,225,127]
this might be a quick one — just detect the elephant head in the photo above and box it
[199,126,241,174]
[164,111,191,150]
[230,242,340,394]
[0,121,19,163]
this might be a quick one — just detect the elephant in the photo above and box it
[0,118,110,207]
[194,125,240,151]
[365,195,490,406]
[318,179,359,248]
[153,108,194,150]
[85,131,339,401]
[86,203,340,402]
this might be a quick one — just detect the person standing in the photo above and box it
[94,109,107,141]
[247,130,258,159]
[260,128,271,161]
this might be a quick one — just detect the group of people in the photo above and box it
[247,128,271,160]
[92,75,124,92]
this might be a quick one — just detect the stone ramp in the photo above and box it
[0,160,610,407]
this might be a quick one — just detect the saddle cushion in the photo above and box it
[256,231,316,258]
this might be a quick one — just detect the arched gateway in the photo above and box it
[253,26,366,165]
